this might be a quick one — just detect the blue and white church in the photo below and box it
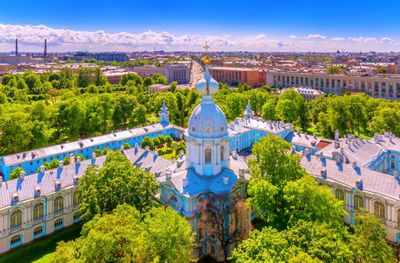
[159,60,252,259]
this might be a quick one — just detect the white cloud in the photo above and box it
[348,37,378,43]
[330,37,345,41]
[0,24,399,52]
[381,37,393,43]
[306,34,327,40]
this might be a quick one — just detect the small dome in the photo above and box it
[196,66,219,96]
[188,98,228,139]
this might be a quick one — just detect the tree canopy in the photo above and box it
[78,150,159,220]
[52,204,195,263]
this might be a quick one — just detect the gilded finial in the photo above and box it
[203,41,211,65]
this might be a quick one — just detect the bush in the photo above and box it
[10,167,25,180]
[122,142,131,149]
[165,136,173,147]
[155,134,166,145]
[141,137,153,148]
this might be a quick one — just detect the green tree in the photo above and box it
[112,95,137,129]
[53,205,195,263]
[16,78,28,90]
[170,81,178,92]
[351,212,394,263]
[120,73,143,86]
[326,65,346,74]
[226,93,247,119]
[131,104,147,127]
[261,97,277,120]
[0,112,32,154]
[23,73,42,94]
[284,175,346,229]
[230,227,293,263]
[141,206,195,263]
[152,73,168,85]
[247,135,306,230]
[78,150,158,220]
[51,240,80,263]
[143,77,154,87]
[371,107,400,136]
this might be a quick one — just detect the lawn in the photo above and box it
[0,222,83,263]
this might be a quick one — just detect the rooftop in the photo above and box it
[2,123,172,167]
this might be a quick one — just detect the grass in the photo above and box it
[0,222,83,263]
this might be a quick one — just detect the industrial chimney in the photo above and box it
[15,39,18,56]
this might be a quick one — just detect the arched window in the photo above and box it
[397,209,400,227]
[10,210,22,229]
[354,194,364,212]
[335,189,345,201]
[10,235,22,248]
[54,196,64,214]
[33,226,43,238]
[54,218,64,231]
[220,146,224,161]
[374,201,385,219]
[33,202,44,220]
[73,192,79,207]
[205,147,212,164]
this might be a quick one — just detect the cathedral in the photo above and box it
[159,55,251,260]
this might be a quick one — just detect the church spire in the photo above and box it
[159,101,169,127]
[243,101,254,120]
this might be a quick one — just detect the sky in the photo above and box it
[1,0,400,52]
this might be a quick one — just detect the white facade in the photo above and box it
[267,71,400,100]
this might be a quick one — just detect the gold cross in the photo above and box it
[203,41,210,54]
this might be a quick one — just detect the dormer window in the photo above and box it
[55,180,61,190]
[12,193,19,203]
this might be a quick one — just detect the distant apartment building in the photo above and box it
[73,52,129,62]
[277,87,324,101]
[209,67,266,87]
[133,64,189,84]
[267,71,400,100]
[0,55,32,65]
[147,84,171,94]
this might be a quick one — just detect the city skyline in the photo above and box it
[1,0,400,52]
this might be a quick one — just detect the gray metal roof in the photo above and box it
[3,123,170,166]
[0,147,172,209]
[301,155,400,202]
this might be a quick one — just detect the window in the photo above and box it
[397,209,400,227]
[10,210,22,229]
[10,235,22,248]
[54,196,64,214]
[391,155,396,171]
[205,147,212,164]
[73,212,81,223]
[374,201,385,219]
[54,218,64,231]
[220,146,224,161]
[354,194,364,212]
[335,189,345,202]
[33,226,43,238]
[33,202,44,220]
[73,192,79,206]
